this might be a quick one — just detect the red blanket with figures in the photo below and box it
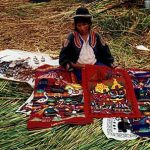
[27,64,141,130]
[82,65,141,118]
[27,65,92,130]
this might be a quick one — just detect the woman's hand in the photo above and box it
[66,63,74,71]
[111,63,122,69]
[70,62,85,70]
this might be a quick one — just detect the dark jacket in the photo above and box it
[59,31,114,68]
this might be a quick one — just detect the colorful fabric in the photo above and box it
[27,65,93,130]
[73,31,96,49]
[16,65,150,131]
[127,69,150,137]
[127,69,150,102]
[102,69,150,140]
[130,117,150,137]
[83,65,141,118]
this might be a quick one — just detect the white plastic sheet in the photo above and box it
[0,49,59,87]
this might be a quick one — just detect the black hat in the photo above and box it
[74,7,92,18]
[74,7,92,25]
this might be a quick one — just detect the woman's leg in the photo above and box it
[73,69,82,83]
[95,61,105,66]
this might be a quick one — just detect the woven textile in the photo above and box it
[127,69,150,137]
[82,65,141,118]
[27,65,92,130]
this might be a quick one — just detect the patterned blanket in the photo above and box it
[128,69,150,137]
[102,69,150,139]
[1,50,149,138]
[23,65,142,130]
[27,65,92,130]
[83,65,141,118]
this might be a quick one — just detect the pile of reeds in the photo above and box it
[89,0,150,69]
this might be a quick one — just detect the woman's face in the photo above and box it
[76,22,90,35]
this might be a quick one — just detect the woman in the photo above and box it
[59,7,116,81]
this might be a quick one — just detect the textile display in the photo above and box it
[127,69,150,102]
[27,65,93,130]
[0,49,59,87]
[83,65,141,118]
[2,49,150,134]
[102,69,150,140]
[127,69,150,137]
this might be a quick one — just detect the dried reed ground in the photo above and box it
[0,0,150,150]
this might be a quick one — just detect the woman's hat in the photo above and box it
[74,7,92,25]
[74,7,92,18]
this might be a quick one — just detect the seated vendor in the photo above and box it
[59,7,116,82]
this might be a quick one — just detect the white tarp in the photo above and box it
[0,49,59,87]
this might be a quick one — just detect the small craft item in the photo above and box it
[102,118,138,141]
[0,49,59,87]
[16,92,34,115]
[0,58,34,85]
[127,69,150,137]
[82,65,141,118]
[33,56,39,64]
[41,56,45,62]
[27,65,93,130]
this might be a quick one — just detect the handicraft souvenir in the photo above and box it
[102,118,138,140]
[127,69,150,137]
[16,92,34,115]
[102,69,150,140]
[127,69,150,102]
[83,65,141,118]
[27,65,93,130]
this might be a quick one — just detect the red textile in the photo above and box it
[27,65,142,130]
[27,65,93,130]
[127,68,150,137]
[82,65,141,118]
